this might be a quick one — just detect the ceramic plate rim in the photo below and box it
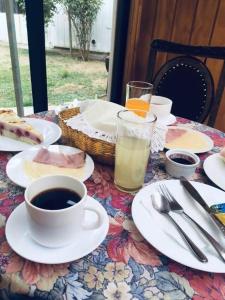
[165,126,214,153]
[0,118,62,152]
[5,196,109,264]
[203,153,225,191]
[132,180,225,273]
[6,144,94,188]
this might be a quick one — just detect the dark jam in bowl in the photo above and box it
[169,154,196,165]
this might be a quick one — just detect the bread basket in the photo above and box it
[58,108,115,165]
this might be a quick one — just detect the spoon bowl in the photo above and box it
[151,191,170,213]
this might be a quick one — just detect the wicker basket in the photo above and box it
[58,107,115,165]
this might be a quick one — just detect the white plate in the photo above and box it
[0,118,61,152]
[204,153,225,191]
[157,114,176,126]
[165,126,213,153]
[6,145,94,188]
[132,180,225,273]
[5,196,109,264]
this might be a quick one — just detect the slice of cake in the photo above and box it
[0,109,43,145]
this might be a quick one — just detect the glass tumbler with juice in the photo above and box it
[125,81,153,116]
[114,110,156,192]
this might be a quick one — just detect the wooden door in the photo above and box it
[124,0,225,131]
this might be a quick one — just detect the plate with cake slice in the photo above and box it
[6,145,94,188]
[0,109,61,151]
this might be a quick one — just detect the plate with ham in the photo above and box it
[165,126,213,153]
[6,145,94,188]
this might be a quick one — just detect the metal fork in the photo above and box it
[158,183,225,262]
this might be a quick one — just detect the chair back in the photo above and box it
[153,56,214,122]
[146,39,225,125]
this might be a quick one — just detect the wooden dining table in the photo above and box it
[0,110,225,300]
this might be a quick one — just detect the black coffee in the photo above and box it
[31,188,81,210]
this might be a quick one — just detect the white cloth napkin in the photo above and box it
[65,100,167,152]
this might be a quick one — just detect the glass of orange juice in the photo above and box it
[125,81,153,116]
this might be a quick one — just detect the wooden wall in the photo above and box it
[124,0,225,131]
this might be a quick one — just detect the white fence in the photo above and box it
[0,0,113,53]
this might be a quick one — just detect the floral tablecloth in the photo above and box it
[0,111,225,300]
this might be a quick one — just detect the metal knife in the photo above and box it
[180,176,225,236]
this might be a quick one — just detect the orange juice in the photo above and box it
[126,98,150,117]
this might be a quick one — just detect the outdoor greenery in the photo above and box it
[16,0,103,60]
[16,0,58,26]
[60,0,103,61]
[0,45,107,108]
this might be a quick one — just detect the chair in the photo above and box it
[146,39,225,126]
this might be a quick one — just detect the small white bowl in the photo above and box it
[165,149,200,178]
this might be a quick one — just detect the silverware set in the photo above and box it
[180,176,225,235]
[152,179,225,263]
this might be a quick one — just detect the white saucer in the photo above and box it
[5,196,109,264]
[156,114,176,125]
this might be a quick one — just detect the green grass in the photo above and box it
[0,45,108,107]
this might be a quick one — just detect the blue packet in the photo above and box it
[210,203,225,226]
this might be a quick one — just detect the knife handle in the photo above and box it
[180,177,225,236]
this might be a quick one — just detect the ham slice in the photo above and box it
[33,148,86,168]
[166,128,187,143]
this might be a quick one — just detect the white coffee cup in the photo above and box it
[25,175,103,248]
[151,96,172,119]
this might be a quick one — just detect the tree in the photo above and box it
[60,0,103,61]
[16,0,58,27]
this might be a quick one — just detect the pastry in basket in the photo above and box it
[59,100,166,165]
[23,147,86,180]
[0,109,43,144]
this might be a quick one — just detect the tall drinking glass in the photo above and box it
[125,81,153,116]
[114,110,156,192]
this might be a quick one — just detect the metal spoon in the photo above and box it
[151,192,208,263]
